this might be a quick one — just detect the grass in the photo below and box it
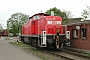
[25,48,55,60]
[87,53,90,57]
[10,41,55,60]
[10,41,30,47]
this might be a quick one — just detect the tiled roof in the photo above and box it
[63,18,90,25]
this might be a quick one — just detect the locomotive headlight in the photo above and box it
[44,32,46,37]
[44,32,46,34]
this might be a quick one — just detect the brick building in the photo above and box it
[64,18,90,50]
[0,29,8,36]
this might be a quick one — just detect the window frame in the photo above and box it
[33,16,37,20]
[72,29,78,39]
[80,28,87,39]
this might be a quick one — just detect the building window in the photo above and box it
[81,28,86,39]
[72,29,78,39]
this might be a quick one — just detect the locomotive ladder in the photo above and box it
[38,21,47,47]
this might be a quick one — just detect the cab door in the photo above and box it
[31,21,35,34]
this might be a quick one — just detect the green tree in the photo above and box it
[7,12,29,36]
[45,7,72,23]
[81,6,90,20]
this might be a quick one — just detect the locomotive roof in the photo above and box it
[29,13,49,19]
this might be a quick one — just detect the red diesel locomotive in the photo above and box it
[20,13,70,49]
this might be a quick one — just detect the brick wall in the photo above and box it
[67,24,90,50]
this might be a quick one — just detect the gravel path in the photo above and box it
[0,37,41,60]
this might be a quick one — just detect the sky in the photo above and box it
[0,0,90,29]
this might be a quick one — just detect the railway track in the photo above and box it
[46,50,90,60]
[38,48,90,60]
[22,45,90,60]
[36,47,73,60]
[45,50,74,60]
[60,49,90,59]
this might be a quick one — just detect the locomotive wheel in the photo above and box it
[28,37,32,45]
[22,37,25,44]
[47,41,55,50]
[31,38,37,47]
[47,41,52,50]
[47,41,49,49]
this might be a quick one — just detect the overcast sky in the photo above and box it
[0,0,90,28]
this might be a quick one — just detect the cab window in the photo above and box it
[33,16,37,20]
[37,15,40,19]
